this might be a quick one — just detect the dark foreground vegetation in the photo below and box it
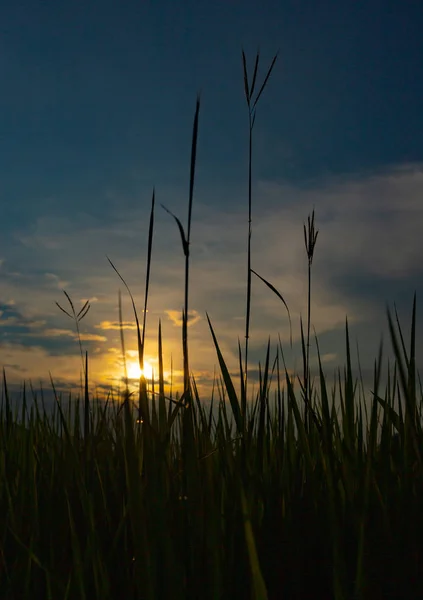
[1,52,422,599]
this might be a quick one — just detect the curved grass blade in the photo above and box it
[206,313,243,433]
[161,204,189,257]
[251,268,292,347]
[107,257,143,364]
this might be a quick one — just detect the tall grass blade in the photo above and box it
[238,338,246,418]
[187,97,200,243]
[142,189,155,353]
[242,50,278,404]
[344,317,355,449]
[207,313,243,433]
[162,97,200,401]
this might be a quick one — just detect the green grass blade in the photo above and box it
[240,486,268,600]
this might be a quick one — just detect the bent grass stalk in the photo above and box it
[241,49,278,413]
[162,96,200,407]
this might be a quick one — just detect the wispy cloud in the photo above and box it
[96,320,138,331]
[34,328,107,342]
[165,309,201,327]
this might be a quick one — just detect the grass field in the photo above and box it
[1,52,423,600]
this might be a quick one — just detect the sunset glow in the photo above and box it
[127,359,154,381]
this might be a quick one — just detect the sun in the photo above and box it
[127,360,154,381]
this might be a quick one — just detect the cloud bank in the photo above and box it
[1,163,422,404]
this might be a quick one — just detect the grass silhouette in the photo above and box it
[1,51,422,600]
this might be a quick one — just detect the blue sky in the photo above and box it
[1,0,423,402]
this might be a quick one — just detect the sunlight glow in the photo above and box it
[127,360,154,381]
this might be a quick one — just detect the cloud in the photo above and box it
[33,328,107,342]
[320,353,337,364]
[44,272,70,289]
[165,309,201,327]
[96,320,138,331]
[1,162,423,402]
[0,303,46,331]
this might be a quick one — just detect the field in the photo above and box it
[1,52,423,600]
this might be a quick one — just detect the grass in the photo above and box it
[1,51,423,599]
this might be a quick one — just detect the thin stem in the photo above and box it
[244,110,253,409]
[241,50,278,416]
[303,209,318,430]
[183,96,200,403]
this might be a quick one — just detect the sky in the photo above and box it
[1,0,423,407]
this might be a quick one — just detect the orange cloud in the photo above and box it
[165,310,201,327]
[95,320,138,330]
